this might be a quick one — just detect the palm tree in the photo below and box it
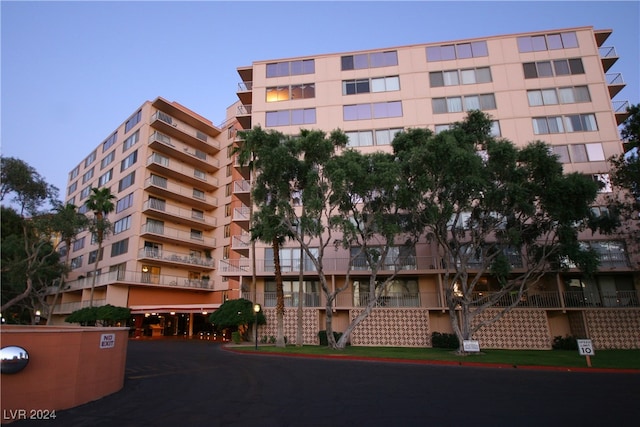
[86,188,115,308]
[47,202,88,324]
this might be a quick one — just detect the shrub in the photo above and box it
[552,335,578,350]
[431,332,459,349]
[318,330,343,346]
[231,331,242,344]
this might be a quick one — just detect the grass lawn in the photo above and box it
[230,344,640,370]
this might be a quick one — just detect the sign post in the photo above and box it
[577,339,594,367]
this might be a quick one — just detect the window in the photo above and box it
[552,146,570,163]
[120,150,138,171]
[82,167,94,184]
[426,41,488,61]
[102,132,118,152]
[113,215,131,234]
[80,185,92,200]
[101,151,115,169]
[375,128,402,146]
[98,169,113,186]
[125,110,142,133]
[341,51,398,70]
[70,256,83,270]
[343,79,370,95]
[84,150,97,168]
[123,130,139,151]
[116,193,134,213]
[559,86,591,103]
[432,94,495,114]
[88,249,103,264]
[111,238,129,257]
[266,84,315,102]
[118,171,135,192]
[190,229,203,240]
[265,108,316,127]
[192,209,204,220]
[532,116,564,134]
[266,59,315,77]
[193,188,205,200]
[73,236,85,252]
[68,181,78,195]
[150,174,167,188]
[523,58,584,79]
[564,114,598,132]
[371,76,400,92]
[69,166,80,180]
[343,102,403,121]
[346,131,374,147]
[265,248,319,273]
[517,31,578,52]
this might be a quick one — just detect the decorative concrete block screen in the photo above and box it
[349,308,430,347]
[585,309,640,349]
[471,309,551,349]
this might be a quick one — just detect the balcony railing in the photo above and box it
[148,131,220,170]
[564,290,639,308]
[151,111,220,150]
[141,223,216,247]
[142,199,217,228]
[237,82,253,91]
[599,46,618,59]
[62,270,215,291]
[145,176,218,208]
[51,299,107,314]
[146,154,219,188]
[138,248,215,268]
[237,105,252,115]
[606,73,625,85]
[613,100,630,114]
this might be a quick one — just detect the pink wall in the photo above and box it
[1,325,129,424]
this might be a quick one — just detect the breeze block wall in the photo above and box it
[471,309,551,349]
[349,308,430,347]
[585,309,640,349]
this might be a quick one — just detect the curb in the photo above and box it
[222,345,640,374]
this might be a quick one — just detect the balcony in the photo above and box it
[142,199,216,230]
[236,104,252,130]
[564,290,639,308]
[232,205,251,230]
[144,175,218,210]
[138,248,214,271]
[231,235,251,254]
[55,270,215,293]
[148,131,219,172]
[150,111,220,154]
[146,154,218,191]
[51,299,107,314]
[140,223,215,249]
[606,73,626,98]
[236,81,253,105]
[232,179,252,205]
[599,46,619,72]
[613,100,631,125]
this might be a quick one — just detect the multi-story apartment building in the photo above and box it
[52,26,639,348]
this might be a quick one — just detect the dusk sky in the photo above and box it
[2,1,639,199]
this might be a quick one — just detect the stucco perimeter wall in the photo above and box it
[350,309,430,347]
[585,310,640,349]
[261,308,320,344]
[471,309,552,350]
[0,325,129,423]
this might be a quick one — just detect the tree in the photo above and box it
[209,298,266,341]
[393,111,600,353]
[0,157,61,315]
[46,202,89,324]
[85,187,115,307]
[600,104,640,261]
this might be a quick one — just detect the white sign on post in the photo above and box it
[463,340,480,353]
[100,333,116,349]
[577,339,594,356]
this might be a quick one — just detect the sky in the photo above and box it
[2,0,639,199]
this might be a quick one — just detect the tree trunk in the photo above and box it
[273,238,286,347]
[48,244,72,324]
[296,245,304,346]
[89,243,102,308]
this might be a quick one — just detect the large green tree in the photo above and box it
[85,187,115,307]
[393,111,600,353]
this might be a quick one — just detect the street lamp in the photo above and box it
[34,310,41,324]
[253,303,261,350]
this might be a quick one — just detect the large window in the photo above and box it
[432,94,496,114]
[532,114,597,135]
[118,171,135,192]
[264,280,320,307]
[343,101,403,121]
[527,86,590,106]
[430,67,492,87]
[102,132,118,153]
[123,130,139,151]
[523,58,584,78]
[110,238,129,257]
[343,76,400,95]
[82,167,94,184]
[266,59,315,77]
[352,278,419,307]
[101,151,115,169]
[350,246,416,270]
[98,169,113,187]
[84,150,97,168]
[265,108,316,127]
[120,150,138,172]
[116,192,134,213]
[345,128,403,147]
[427,41,488,61]
[517,32,578,52]
[125,110,142,133]
[551,143,605,164]
[341,51,398,70]
[264,247,318,273]
[113,215,131,235]
[266,84,315,102]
